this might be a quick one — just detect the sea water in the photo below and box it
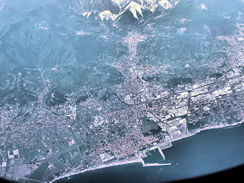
[58,123,244,183]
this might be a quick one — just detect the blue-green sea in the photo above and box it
[57,123,244,183]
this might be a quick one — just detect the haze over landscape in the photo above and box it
[0,0,243,182]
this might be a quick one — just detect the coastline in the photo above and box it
[51,158,143,183]
[52,120,243,183]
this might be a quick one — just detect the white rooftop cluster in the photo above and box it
[1,162,7,168]
[7,149,19,160]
